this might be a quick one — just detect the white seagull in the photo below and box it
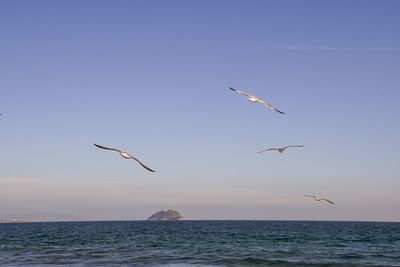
[257,145,305,154]
[94,143,155,172]
[304,195,334,205]
[229,87,284,114]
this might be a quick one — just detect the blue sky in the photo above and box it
[1,0,399,221]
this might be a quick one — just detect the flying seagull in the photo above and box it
[229,87,285,114]
[93,143,155,172]
[257,145,305,154]
[304,195,334,205]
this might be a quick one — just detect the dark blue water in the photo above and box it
[1,221,399,266]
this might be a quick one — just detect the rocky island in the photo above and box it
[147,210,184,221]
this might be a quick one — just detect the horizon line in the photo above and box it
[2,219,399,224]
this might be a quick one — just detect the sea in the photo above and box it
[0,221,399,266]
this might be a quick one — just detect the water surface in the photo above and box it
[1,221,399,266]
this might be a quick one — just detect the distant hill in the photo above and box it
[147,210,184,221]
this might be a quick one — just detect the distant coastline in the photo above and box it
[0,219,26,224]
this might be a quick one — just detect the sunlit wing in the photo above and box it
[258,100,285,114]
[228,87,252,98]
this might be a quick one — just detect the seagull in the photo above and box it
[93,143,155,172]
[304,195,334,205]
[257,145,305,154]
[229,87,284,114]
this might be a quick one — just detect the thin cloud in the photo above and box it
[71,42,146,48]
[262,45,400,51]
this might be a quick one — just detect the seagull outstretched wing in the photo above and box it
[284,145,305,149]
[257,148,280,153]
[321,198,335,205]
[229,87,253,98]
[258,100,285,114]
[94,143,122,153]
[127,153,156,173]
